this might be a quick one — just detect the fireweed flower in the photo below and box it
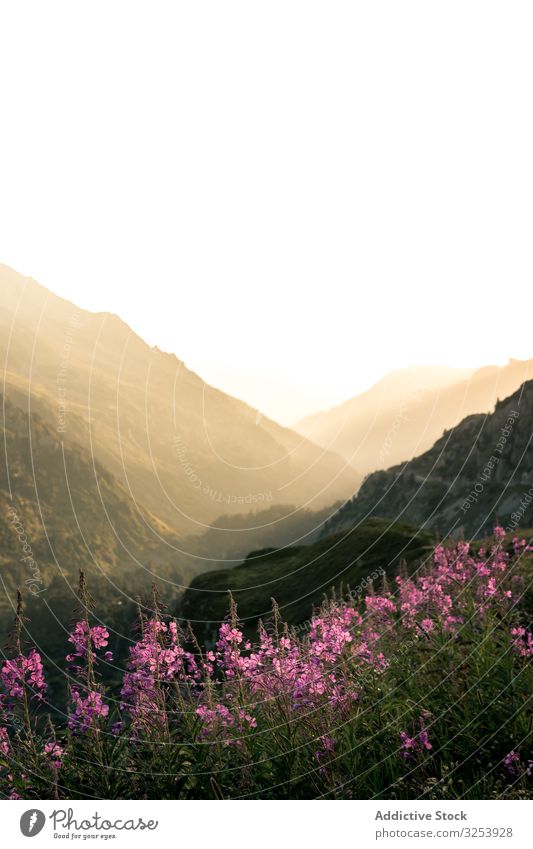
[44,741,64,770]
[314,734,335,760]
[194,528,520,751]
[365,595,396,621]
[399,716,433,759]
[399,731,417,758]
[394,528,515,635]
[66,619,113,734]
[66,621,90,660]
[0,726,10,756]
[1,649,47,701]
[68,689,109,733]
[66,622,112,663]
[120,618,200,731]
[503,751,521,775]
[194,703,257,745]
[494,526,506,543]
[510,627,533,658]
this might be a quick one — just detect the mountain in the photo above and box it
[0,263,358,538]
[294,361,533,476]
[179,518,433,641]
[321,381,533,540]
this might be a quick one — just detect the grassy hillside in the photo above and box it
[179,518,433,640]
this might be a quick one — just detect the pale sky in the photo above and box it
[1,2,532,424]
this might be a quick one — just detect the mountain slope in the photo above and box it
[0,263,358,537]
[0,394,186,580]
[183,501,338,567]
[322,381,533,539]
[0,393,200,693]
[295,361,533,476]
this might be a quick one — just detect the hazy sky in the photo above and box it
[1,3,532,424]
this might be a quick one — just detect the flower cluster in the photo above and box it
[195,704,257,744]
[120,619,200,732]
[198,605,365,717]
[396,529,516,633]
[502,750,533,777]
[68,689,109,733]
[66,621,113,665]
[1,649,47,701]
[66,619,112,734]
[510,626,533,658]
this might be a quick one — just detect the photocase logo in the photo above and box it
[20,809,46,837]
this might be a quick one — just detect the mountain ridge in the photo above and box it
[294,359,533,476]
[321,379,533,539]
[0,263,359,538]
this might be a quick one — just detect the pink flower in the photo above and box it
[1,649,47,701]
[67,622,112,660]
[120,618,199,732]
[503,751,521,775]
[91,626,110,649]
[494,526,506,543]
[365,595,396,619]
[399,716,432,759]
[195,703,256,744]
[69,689,109,733]
[0,727,10,756]
[418,729,432,750]
[510,627,533,658]
[399,731,417,758]
[44,741,64,770]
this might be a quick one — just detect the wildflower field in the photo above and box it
[1,529,532,800]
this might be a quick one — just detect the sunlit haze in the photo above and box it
[1,3,532,424]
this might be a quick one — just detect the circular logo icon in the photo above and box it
[20,809,46,837]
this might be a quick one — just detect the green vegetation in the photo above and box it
[180,518,433,639]
[2,531,532,799]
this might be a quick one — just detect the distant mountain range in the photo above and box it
[295,360,533,476]
[322,380,533,539]
[0,264,358,541]
[2,261,533,659]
